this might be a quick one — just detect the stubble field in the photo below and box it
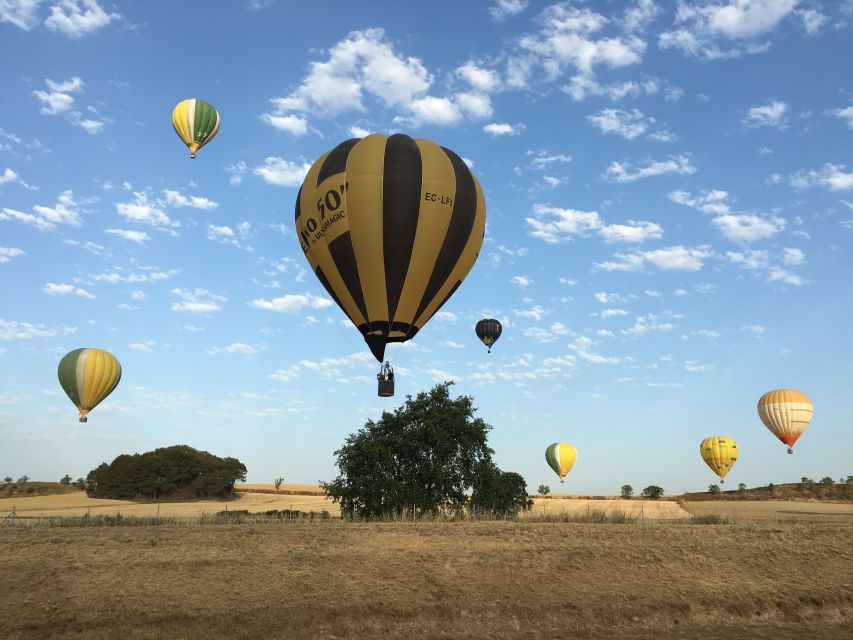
[1,519,851,640]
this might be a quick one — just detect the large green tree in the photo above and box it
[86,445,246,500]
[322,382,524,518]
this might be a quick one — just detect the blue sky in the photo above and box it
[1,0,851,494]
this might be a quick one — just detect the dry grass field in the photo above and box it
[0,520,850,640]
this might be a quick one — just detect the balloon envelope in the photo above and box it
[699,436,738,482]
[757,389,813,452]
[172,99,220,158]
[545,442,577,483]
[296,133,486,362]
[57,348,121,422]
[475,318,502,352]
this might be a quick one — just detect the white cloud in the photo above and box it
[513,305,547,321]
[524,322,574,343]
[129,340,157,352]
[261,113,309,136]
[622,0,660,33]
[457,61,501,92]
[162,189,218,210]
[596,245,713,272]
[207,223,253,251]
[600,308,629,318]
[659,1,800,60]
[208,342,258,356]
[588,108,650,139]
[349,126,371,138]
[490,0,528,20]
[529,151,572,168]
[525,205,601,243]
[745,100,788,128]
[105,228,149,243]
[225,161,248,186]
[92,267,179,284]
[43,282,95,298]
[511,275,533,288]
[798,8,826,34]
[712,213,785,243]
[249,293,333,314]
[741,324,765,334]
[0,0,42,30]
[261,29,480,130]
[833,106,853,129]
[668,189,731,214]
[269,366,301,382]
[115,192,178,230]
[1,189,82,230]
[768,266,807,286]
[170,288,226,314]
[599,220,663,243]
[254,156,311,187]
[406,96,463,125]
[32,76,105,133]
[509,4,646,93]
[0,318,75,340]
[622,314,673,337]
[0,247,25,263]
[483,122,525,136]
[782,247,805,265]
[0,168,37,190]
[44,0,120,38]
[685,361,713,372]
[542,175,565,187]
[605,155,696,182]
[789,164,853,191]
[595,292,625,304]
[726,249,768,270]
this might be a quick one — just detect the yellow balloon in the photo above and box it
[545,442,577,483]
[57,348,122,423]
[699,436,738,483]
[757,388,813,454]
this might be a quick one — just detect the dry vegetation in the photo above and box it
[679,500,853,523]
[0,520,850,640]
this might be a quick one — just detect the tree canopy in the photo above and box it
[322,382,527,519]
[86,445,246,500]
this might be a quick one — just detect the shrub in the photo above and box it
[60,475,72,485]
[620,484,634,499]
[819,477,834,487]
[274,477,284,491]
[708,484,720,494]
[737,482,747,493]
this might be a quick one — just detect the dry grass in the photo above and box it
[0,520,850,640]
[680,500,853,523]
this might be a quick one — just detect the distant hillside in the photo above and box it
[0,482,79,498]
[682,481,853,502]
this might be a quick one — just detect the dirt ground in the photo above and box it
[0,520,850,640]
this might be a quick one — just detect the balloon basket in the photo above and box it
[79,416,87,423]
[378,379,394,397]
[787,448,793,455]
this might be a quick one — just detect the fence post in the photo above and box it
[640,504,644,524]
[156,503,160,525]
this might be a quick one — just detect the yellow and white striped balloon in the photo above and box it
[757,389,813,454]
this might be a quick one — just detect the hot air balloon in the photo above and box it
[757,388,813,454]
[545,442,577,484]
[699,436,738,484]
[171,99,220,159]
[296,133,486,372]
[475,318,502,353]
[57,348,121,422]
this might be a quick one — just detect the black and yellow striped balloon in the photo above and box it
[296,133,486,362]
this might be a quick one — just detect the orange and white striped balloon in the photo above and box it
[757,389,813,454]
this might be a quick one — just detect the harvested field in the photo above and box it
[527,497,689,520]
[680,500,853,523]
[0,520,850,640]
[0,489,339,519]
